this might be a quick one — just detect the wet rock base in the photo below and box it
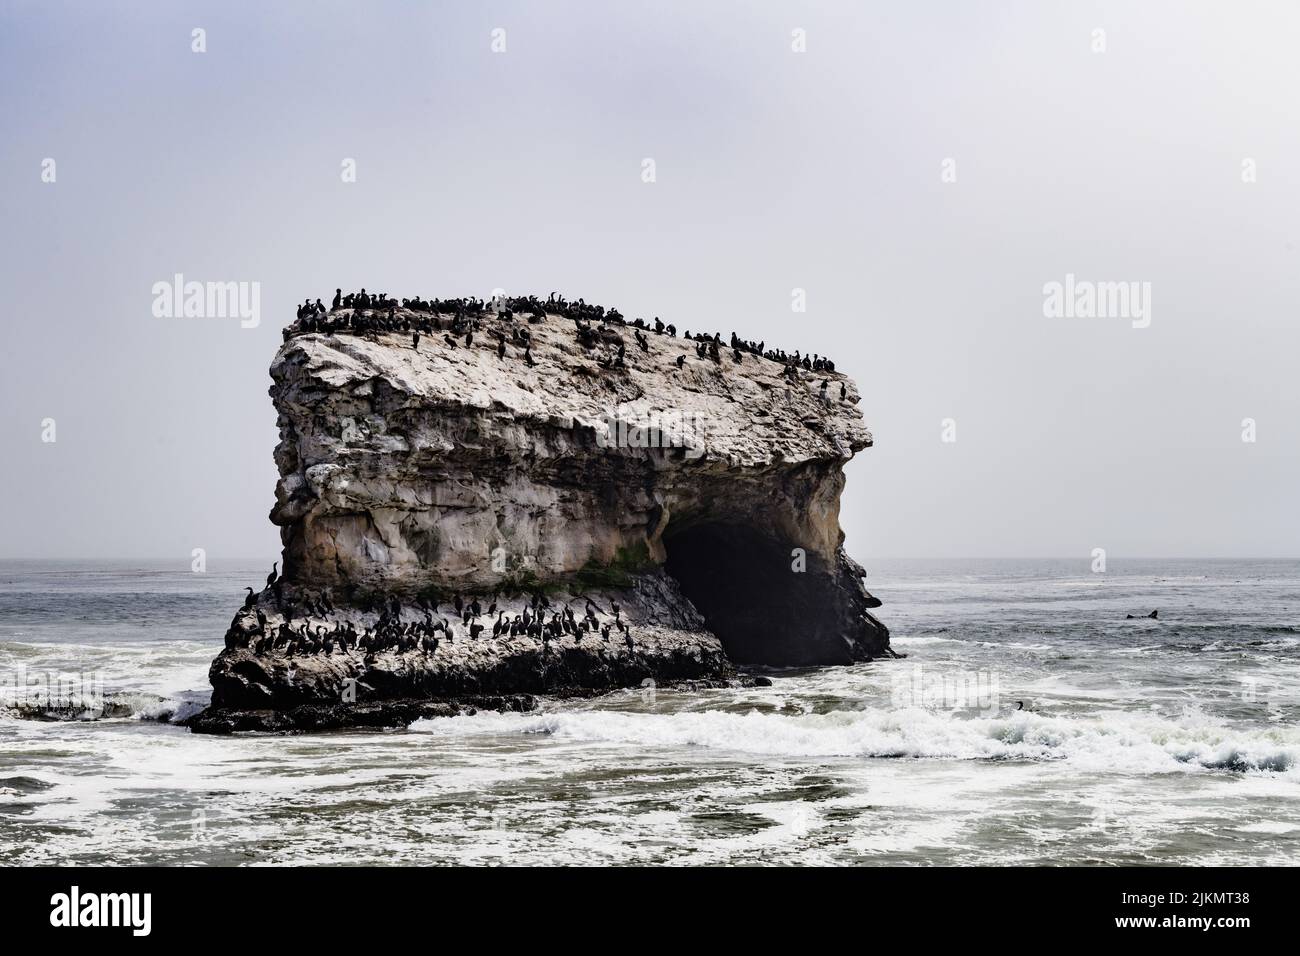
[186,694,536,735]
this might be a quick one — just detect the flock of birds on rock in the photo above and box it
[257,293,851,660]
[286,290,845,387]
[232,564,640,660]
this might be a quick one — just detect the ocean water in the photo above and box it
[1,558,1297,866]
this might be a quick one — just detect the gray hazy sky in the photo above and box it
[2,1,1298,561]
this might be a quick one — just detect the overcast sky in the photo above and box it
[2,0,1298,561]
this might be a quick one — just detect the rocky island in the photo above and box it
[188,293,891,734]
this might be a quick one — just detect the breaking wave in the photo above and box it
[412,705,1299,775]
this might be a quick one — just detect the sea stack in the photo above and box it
[190,298,890,733]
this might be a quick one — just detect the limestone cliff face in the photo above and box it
[267,307,888,666]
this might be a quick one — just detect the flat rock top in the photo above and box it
[275,309,871,468]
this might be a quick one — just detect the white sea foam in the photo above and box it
[412,705,1299,775]
[0,638,210,723]
[4,559,1300,866]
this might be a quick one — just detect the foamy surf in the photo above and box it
[0,690,200,724]
[4,558,1300,866]
[0,636,212,724]
[411,705,1299,775]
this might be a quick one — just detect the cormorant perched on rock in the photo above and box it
[443,334,458,349]
[266,563,278,589]
[241,587,256,611]
[453,594,463,614]
[840,382,847,401]
[675,355,685,369]
[331,289,342,310]
[412,331,420,350]
[525,346,536,367]
[498,338,506,359]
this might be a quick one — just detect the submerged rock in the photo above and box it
[195,300,890,731]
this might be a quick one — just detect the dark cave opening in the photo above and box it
[663,520,844,666]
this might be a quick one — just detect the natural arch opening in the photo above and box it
[663,520,847,666]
